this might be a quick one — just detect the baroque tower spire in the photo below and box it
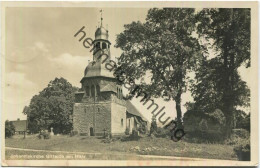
[100,9,103,27]
[93,9,111,62]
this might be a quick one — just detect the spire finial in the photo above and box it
[100,9,103,27]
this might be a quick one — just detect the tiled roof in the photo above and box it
[11,120,27,132]
[83,60,115,79]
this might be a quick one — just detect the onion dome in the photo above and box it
[95,26,109,40]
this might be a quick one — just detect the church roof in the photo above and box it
[126,100,148,121]
[83,60,115,79]
[100,83,117,93]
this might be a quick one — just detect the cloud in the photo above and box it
[34,41,49,52]
[49,53,90,68]
[4,71,37,111]
[5,72,36,89]
[7,41,50,63]
[3,72,39,120]
[48,53,91,76]
[47,53,91,87]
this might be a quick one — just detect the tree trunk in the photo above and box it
[175,90,183,128]
[222,15,235,138]
[222,55,233,137]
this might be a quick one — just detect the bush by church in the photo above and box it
[183,109,226,142]
[5,120,15,138]
[233,138,250,161]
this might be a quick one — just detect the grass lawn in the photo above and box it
[5,135,237,160]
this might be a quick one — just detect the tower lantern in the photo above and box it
[93,9,111,61]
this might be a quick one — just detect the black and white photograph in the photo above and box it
[1,1,258,167]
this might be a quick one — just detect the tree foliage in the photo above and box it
[190,58,250,113]
[23,78,78,134]
[115,8,202,125]
[5,120,15,138]
[238,112,250,132]
[195,8,251,136]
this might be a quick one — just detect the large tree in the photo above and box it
[196,8,250,136]
[190,57,250,113]
[115,8,202,126]
[23,78,78,134]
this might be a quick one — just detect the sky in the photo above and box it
[4,7,251,124]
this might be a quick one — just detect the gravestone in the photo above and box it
[50,127,54,136]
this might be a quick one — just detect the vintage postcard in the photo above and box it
[1,1,258,167]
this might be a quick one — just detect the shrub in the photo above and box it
[225,129,249,145]
[232,129,249,139]
[240,113,250,132]
[132,129,139,137]
[208,109,226,125]
[5,120,15,138]
[233,138,250,161]
[155,127,170,138]
[38,130,51,139]
[70,130,78,137]
[125,128,130,135]
[138,122,147,134]
[183,109,226,143]
[121,130,141,141]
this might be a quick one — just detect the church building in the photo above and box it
[73,14,147,136]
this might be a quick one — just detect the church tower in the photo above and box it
[73,11,126,136]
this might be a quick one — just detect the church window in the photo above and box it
[117,87,119,98]
[102,42,107,49]
[121,119,123,127]
[86,86,90,96]
[96,42,100,49]
[91,85,95,98]
[98,108,100,112]
[84,108,86,113]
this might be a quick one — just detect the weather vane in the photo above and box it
[100,9,103,27]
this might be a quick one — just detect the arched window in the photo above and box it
[91,85,95,98]
[121,119,123,127]
[117,87,119,98]
[102,42,107,49]
[96,85,100,96]
[120,89,123,99]
[96,42,100,50]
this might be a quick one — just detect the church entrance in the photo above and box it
[90,127,94,136]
